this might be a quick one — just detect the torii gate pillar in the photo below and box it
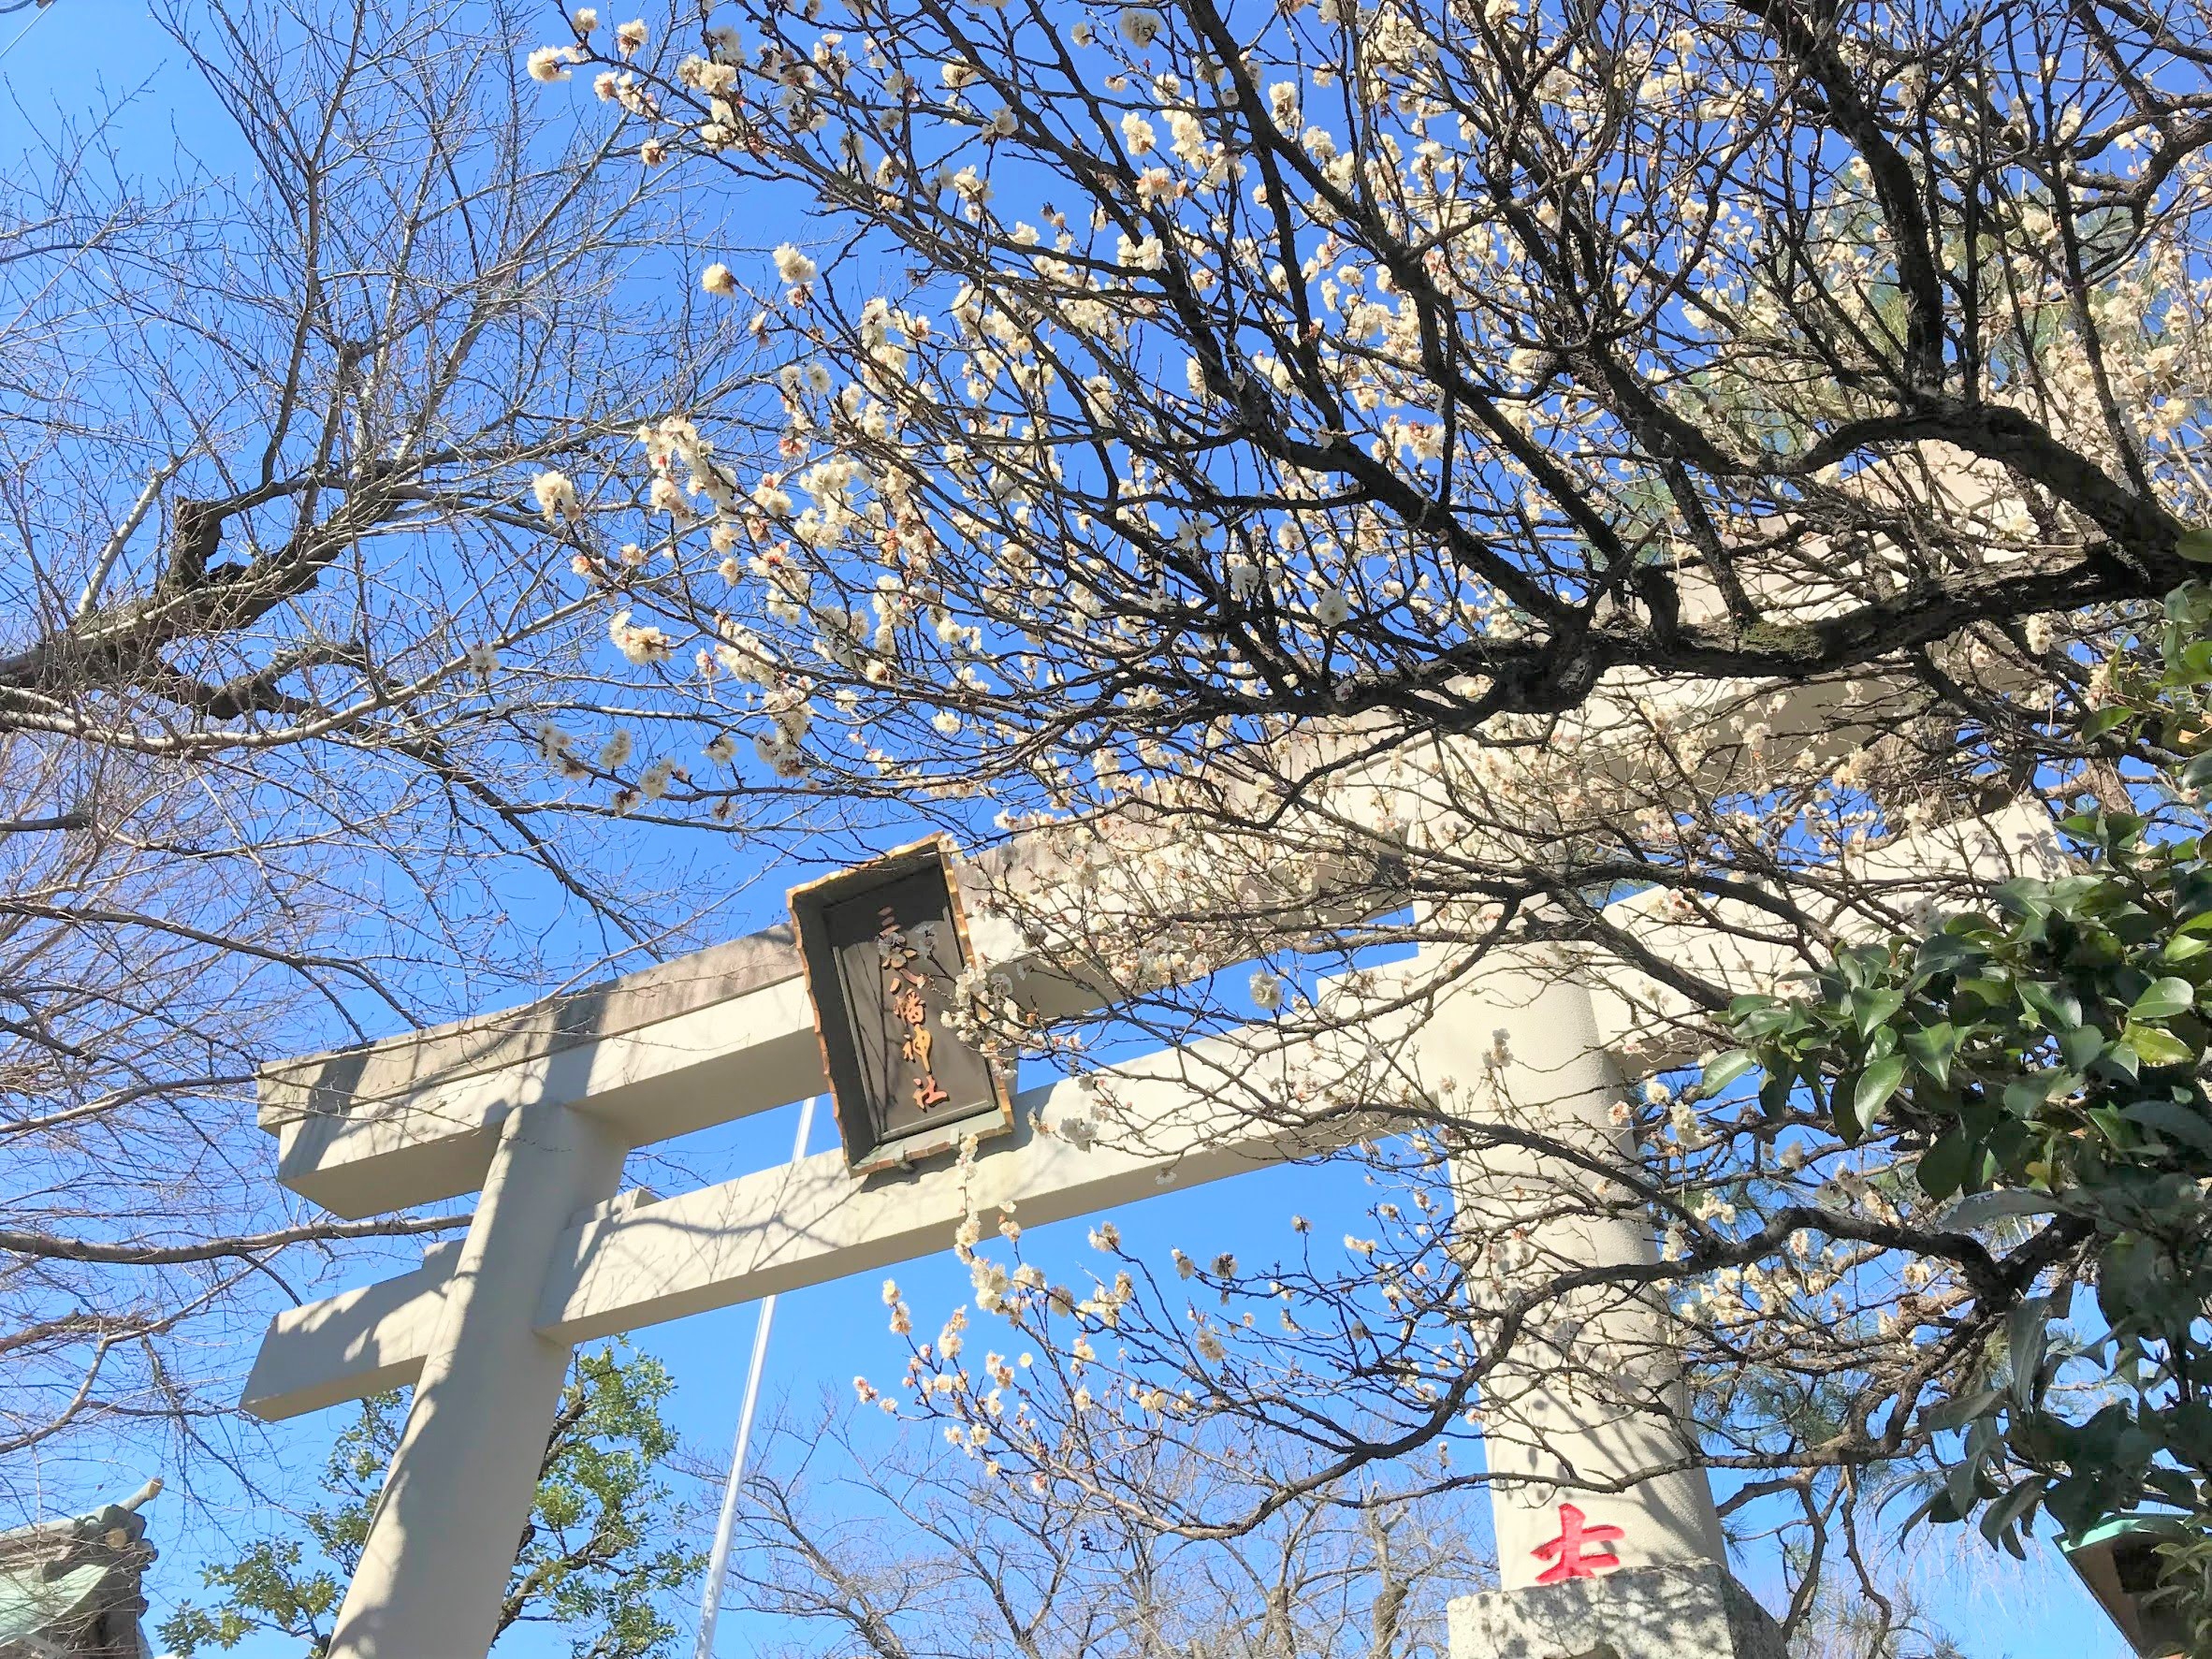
[325,1102,626,1658]
[1427,967,1783,1658]
[1433,967,1725,1580]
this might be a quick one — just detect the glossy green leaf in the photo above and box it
[2009,1297,2051,1409]
[2131,977,2197,1022]
[1699,1049,1759,1095]
[2163,933,2209,966]
[2018,981,2083,1030]
[1904,1021,1961,1087]
[2119,1098,2212,1155]
[1917,1131,1976,1201]
[1854,1055,1908,1128]
[1852,987,1907,1037]
[2127,1023,2195,1069]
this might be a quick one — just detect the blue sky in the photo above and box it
[0,2,2144,1654]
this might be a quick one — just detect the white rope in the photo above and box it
[693,1093,820,1659]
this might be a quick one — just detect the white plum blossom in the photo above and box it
[1249,968,1285,1011]
[1118,7,1163,46]
[531,469,579,521]
[701,262,737,297]
[608,609,674,664]
[1117,234,1166,270]
[773,243,819,285]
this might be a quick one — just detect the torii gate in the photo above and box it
[241,779,2051,1659]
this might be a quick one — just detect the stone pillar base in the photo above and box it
[1448,1563,1785,1659]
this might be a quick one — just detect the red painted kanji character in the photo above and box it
[1531,1502,1625,1584]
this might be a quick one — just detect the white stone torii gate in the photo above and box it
[242,802,2051,1659]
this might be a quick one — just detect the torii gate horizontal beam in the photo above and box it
[264,963,819,1219]
[257,814,1398,1218]
[241,803,2059,1421]
[242,1009,1405,1419]
[255,665,1950,1221]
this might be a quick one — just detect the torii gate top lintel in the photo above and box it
[255,831,1121,1219]
[257,921,810,1217]
[250,796,1754,1227]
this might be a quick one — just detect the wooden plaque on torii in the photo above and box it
[788,836,1014,1173]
